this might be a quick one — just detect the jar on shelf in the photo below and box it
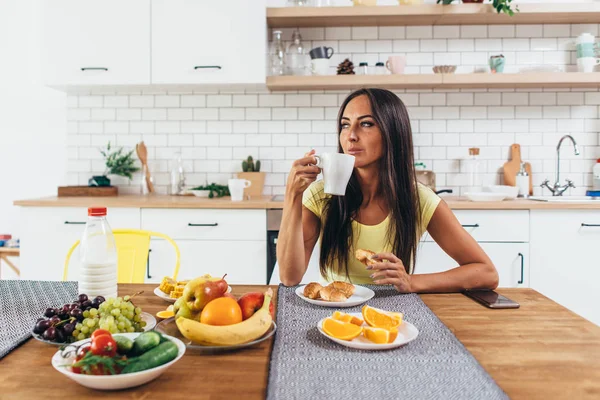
[285,30,308,76]
[462,147,482,192]
[357,62,369,75]
[375,62,386,75]
[269,30,286,76]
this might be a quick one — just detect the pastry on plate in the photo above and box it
[303,282,323,299]
[319,286,347,302]
[327,281,355,298]
[355,249,377,267]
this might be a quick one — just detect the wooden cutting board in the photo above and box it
[503,144,532,195]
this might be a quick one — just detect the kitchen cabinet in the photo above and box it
[416,242,529,288]
[19,207,141,281]
[41,0,151,86]
[530,210,600,325]
[151,0,266,85]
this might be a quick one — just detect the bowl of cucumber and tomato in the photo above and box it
[51,330,186,390]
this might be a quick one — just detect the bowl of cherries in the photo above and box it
[32,294,105,346]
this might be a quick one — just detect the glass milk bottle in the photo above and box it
[79,207,118,299]
[286,30,307,76]
[462,147,482,193]
[269,30,286,76]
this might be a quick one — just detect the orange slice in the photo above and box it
[362,305,403,330]
[363,327,398,344]
[322,318,363,341]
[156,310,175,319]
[332,311,364,326]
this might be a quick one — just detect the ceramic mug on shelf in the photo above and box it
[314,153,355,195]
[386,56,406,74]
[576,33,598,58]
[577,57,600,73]
[309,46,334,60]
[228,179,251,201]
[311,59,330,75]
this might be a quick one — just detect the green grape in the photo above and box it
[140,321,147,328]
[89,308,98,317]
[86,319,95,327]
[134,307,142,315]
[83,310,90,318]
[113,300,121,308]
[116,297,123,303]
[106,298,114,306]
[124,295,130,301]
[81,326,89,334]
[75,323,83,330]
[77,333,85,341]
[133,315,141,322]
[111,309,120,317]
[126,326,135,333]
[73,329,80,337]
[117,322,125,330]
[120,303,128,310]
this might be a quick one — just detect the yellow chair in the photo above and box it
[63,229,180,283]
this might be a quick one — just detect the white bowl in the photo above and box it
[51,332,186,390]
[483,185,519,199]
[190,190,210,198]
[465,192,507,202]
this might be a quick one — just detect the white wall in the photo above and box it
[0,0,66,276]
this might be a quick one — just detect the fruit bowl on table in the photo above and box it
[51,332,186,390]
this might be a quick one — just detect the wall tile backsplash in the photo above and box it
[66,23,600,196]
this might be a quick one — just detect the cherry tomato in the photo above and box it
[90,334,117,357]
[90,329,112,340]
[71,344,91,374]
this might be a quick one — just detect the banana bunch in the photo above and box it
[176,288,273,346]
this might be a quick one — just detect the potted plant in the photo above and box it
[436,0,518,15]
[89,142,139,187]
[237,156,265,199]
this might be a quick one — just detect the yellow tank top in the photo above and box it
[302,181,440,284]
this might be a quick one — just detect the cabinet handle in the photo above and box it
[581,223,600,227]
[193,65,222,70]
[188,223,218,227]
[81,67,108,71]
[146,249,152,279]
[461,224,479,228]
[64,221,86,225]
[517,253,524,285]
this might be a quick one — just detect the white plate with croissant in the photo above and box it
[296,282,375,308]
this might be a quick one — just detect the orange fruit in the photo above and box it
[363,327,398,344]
[362,305,403,330]
[332,311,364,326]
[156,310,175,319]
[200,297,243,326]
[322,318,363,341]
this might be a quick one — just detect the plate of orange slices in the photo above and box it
[317,305,419,350]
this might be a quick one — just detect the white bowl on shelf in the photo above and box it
[464,192,507,202]
[190,190,211,198]
[483,185,519,200]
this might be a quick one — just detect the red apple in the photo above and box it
[238,292,275,320]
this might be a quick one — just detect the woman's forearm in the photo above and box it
[410,262,499,293]
[277,193,307,286]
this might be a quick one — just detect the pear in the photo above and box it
[174,297,199,320]
[182,275,229,312]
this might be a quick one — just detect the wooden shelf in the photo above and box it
[267,4,600,27]
[266,73,600,91]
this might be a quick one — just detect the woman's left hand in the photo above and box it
[368,252,412,293]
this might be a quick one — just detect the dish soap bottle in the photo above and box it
[593,159,600,191]
[79,207,117,299]
[516,162,529,198]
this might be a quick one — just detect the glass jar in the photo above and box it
[286,30,308,76]
[287,0,311,6]
[169,152,186,195]
[462,147,482,192]
[269,30,286,76]
[375,62,386,75]
[357,62,369,75]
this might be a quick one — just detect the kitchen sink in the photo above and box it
[529,196,599,202]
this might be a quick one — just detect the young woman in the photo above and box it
[277,88,499,293]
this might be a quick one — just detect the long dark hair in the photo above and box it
[319,88,421,280]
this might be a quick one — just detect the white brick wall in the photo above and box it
[66,23,600,196]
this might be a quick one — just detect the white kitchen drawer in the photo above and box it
[141,209,266,241]
[415,241,530,288]
[422,210,529,243]
[147,240,266,285]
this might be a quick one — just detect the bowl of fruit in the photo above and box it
[32,294,156,345]
[52,330,185,390]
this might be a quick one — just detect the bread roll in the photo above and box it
[303,282,323,299]
[328,281,355,298]
[355,249,377,266]
[319,286,347,302]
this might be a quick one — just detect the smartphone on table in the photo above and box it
[462,289,520,309]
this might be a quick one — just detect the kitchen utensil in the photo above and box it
[483,185,519,199]
[295,285,375,308]
[135,142,154,193]
[309,46,334,60]
[464,192,507,202]
[228,179,251,201]
[314,153,355,195]
[503,144,532,195]
[311,58,330,75]
[51,332,185,390]
[386,56,406,74]
[317,313,419,350]
[489,55,505,73]
[432,65,456,74]
[57,186,118,197]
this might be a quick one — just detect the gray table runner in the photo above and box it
[267,285,508,400]
[0,280,77,359]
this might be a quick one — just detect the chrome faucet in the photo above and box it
[540,134,580,196]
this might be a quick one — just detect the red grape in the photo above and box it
[43,326,57,341]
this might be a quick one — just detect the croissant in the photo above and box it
[327,281,355,298]
[319,286,347,302]
[303,282,323,299]
[355,249,377,266]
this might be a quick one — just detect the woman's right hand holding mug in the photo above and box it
[286,149,321,199]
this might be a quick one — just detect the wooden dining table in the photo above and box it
[1,285,599,400]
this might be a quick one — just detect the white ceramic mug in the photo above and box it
[314,153,355,195]
[577,57,599,72]
[228,179,251,201]
[311,59,330,76]
[386,56,406,74]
